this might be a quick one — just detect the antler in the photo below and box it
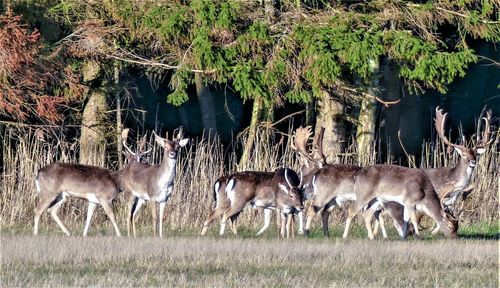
[291,126,316,163]
[435,107,466,151]
[315,126,327,165]
[137,134,153,156]
[121,128,136,155]
[476,110,494,148]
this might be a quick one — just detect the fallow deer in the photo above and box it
[219,168,303,236]
[117,127,188,237]
[34,163,122,237]
[292,126,387,237]
[343,164,458,240]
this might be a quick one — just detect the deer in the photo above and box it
[34,163,122,237]
[218,168,303,237]
[425,107,492,214]
[292,126,399,238]
[342,164,458,240]
[376,107,494,236]
[117,127,188,238]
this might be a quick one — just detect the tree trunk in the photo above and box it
[239,97,263,169]
[315,90,345,163]
[379,59,402,161]
[80,90,107,166]
[114,63,123,169]
[356,59,380,165]
[195,73,218,139]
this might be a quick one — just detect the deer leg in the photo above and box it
[33,194,59,236]
[409,209,420,239]
[304,205,320,237]
[131,198,145,237]
[343,202,364,239]
[100,200,122,237]
[221,205,244,236]
[256,209,272,236]
[158,201,167,238]
[402,206,410,240]
[47,194,70,236]
[280,213,287,238]
[297,211,304,235]
[321,209,331,237]
[82,202,97,237]
[373,209,387,238]
[127,196,137,237]
[201,206,226,235]
[150,201,158,236]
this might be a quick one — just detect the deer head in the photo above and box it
[435,107,492,168]
[292,126,327,187]
[153,127,189,159]
[121,128,152,163]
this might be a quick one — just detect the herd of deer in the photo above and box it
[32,108,493,240]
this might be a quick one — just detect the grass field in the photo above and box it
[1,224,498,288]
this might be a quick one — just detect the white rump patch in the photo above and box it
[226,178,236,204]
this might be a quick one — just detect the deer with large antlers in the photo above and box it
[425,107,492,211]
[117,127,188,237]
[218,168,303,237]
[34,163,122,237]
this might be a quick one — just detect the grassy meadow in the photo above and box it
[1,228,498,287]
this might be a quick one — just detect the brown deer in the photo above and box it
[377,107,493,236]
[292,126,394,237]
[34,163,122,237]
[425,107,492,212]
[343,164,458,240]
[117,127,188,237]
[219,168,303,236]
[200,176,234,236]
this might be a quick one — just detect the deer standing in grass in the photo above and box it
[370,107,493,237]
[34,163,122,237]
[425,108,492,214]
[218,168,303,237]
[292,126,401,238]
[118,128,188,237]
[342,163,458,240]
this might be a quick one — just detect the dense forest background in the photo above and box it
[1,0,499,230]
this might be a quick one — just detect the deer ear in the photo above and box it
[476,147,486,155]
[453,146,464,156]
[178,138,189,147]
[154,134,166,148]
[278,183,289,195]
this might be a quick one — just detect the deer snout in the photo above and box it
[469,160,476,167]
[168,151,177,159]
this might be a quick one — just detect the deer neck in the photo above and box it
[158,151,177,187]
[449,157,473,190]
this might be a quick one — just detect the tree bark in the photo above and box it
[239,97,263,169]
[114,63,123,169]
[379,59,402,160]
[195,73,218,139]
[315,90,346,163]
[356,59,380,165]
[80,90,107,166]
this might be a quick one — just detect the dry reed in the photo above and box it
[0,122,498,235]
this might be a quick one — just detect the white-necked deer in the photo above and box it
[343,164,458,240]
[425,107,492,210]
[117,127,188,237]
[34,163,122,237]
[219,168,303,237]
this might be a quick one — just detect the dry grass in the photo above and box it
[0,234,497,287]
[0,123,498,234]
